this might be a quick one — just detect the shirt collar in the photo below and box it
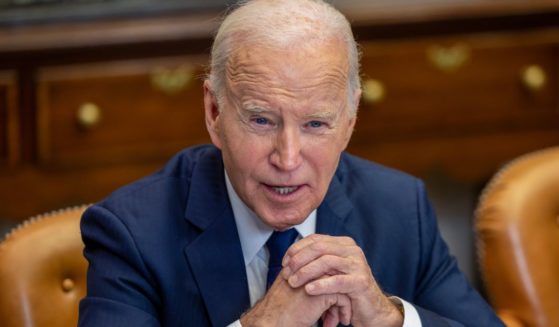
[225,171,316,266]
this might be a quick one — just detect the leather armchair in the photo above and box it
[0,205,89,327]
[476,147,559,327]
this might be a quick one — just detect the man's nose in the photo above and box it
[270,127,303,171]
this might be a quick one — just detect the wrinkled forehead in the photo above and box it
[224,39,350,94]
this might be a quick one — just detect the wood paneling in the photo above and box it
[0,71,18,166]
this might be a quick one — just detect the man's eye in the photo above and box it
[253,117,269,125]
[307,121,324,128]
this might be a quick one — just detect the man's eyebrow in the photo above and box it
[241,105,269,114]
[306,110,339,120]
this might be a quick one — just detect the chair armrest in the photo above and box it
[497,310,524,327]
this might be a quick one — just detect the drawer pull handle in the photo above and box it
[522,65,546,92]
[77,102,102,129]
[362,78,385,104]
[427,44,470,73]
[151,66,193,95]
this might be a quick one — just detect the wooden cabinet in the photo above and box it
[0,55,213,221]
[348,29,559,181]
[36,56,210,168]
[357,32,558,135]
[0,2,558,221]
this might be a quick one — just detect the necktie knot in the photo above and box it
[266,228,298,289]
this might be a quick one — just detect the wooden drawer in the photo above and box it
[353,30,559,144]
[37,56,211,168]
[0,71,18,166]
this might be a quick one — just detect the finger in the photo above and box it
[337,294,352,326]
[322,307,340,327]
[287,254,352,288]
[305,274,370,296]
[321,311,328,324]
[284,239,359,276]
[322,293,352,326]
[284,234,356,265]
[340,305,351,326]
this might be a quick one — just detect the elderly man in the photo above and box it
[78,1,503,326]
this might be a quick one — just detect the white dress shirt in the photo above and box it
[224,172,421,327]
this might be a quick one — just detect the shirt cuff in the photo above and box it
[227,319,243,327]
[390,296,422,327]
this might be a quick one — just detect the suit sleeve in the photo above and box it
[411,180,504,327]
[78,204,161,326]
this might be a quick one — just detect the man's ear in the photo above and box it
[203,80,222,149]
[353,88,362,113]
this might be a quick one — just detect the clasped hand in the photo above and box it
[240,234,403,327]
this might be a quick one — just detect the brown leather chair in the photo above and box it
[476,147,559,327]
[0,205,89,327]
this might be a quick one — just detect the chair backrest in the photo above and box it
[476,147,559,327]
[0,205,89,327]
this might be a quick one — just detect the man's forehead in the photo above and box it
[225,41,349,88]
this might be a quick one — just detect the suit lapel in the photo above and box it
[184,212,250,326]
[316,172,353,237]
[182,149,250,326]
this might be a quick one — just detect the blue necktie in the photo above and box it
[266,228,299,290]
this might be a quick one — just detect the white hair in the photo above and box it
[208,0,361,115]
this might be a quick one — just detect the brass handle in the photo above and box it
[76,102,102,129]
[362,78,385,104]
[151,65,194,95]
[522,65,547,92]
[61,278,75,293]
[427,43,470,73]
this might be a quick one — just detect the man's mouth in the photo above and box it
[272,186,299,195]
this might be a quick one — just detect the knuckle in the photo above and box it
[336,294,348,306]
[350,256,362,267]
[324,294,336,307]
[348,249,366,264]
[348,245,363,257]
[324,256,341,272]
[322,259,336,274]
[335,274,346,286]
[355,246,366,257]
[289,255,302,268]
[299,265,313,277]
[323,254,337,265]
[355,275,369,289]
[286,245,298,256]
[340,236,355,245]
[310,241,327,252]
[308,234,321,241]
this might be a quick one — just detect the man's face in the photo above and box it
[204,41,357,230]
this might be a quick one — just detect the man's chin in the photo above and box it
[260,212,309,231]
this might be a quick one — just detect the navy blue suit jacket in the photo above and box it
[78,145,503,326]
